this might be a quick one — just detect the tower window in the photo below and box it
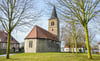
[52,28,54,31]
[29,41,33,48]
[51,22,54,26]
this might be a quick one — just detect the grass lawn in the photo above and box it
[0,52,100,61]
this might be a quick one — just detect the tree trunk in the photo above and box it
[84,25,92,59]
[73,23,77,54]
[75,38,77,54]
[69,40,71,53]
[6,31,11,59]
[90,45,92,54]
[72,43,74,53]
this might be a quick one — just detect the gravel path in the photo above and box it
[0,54,15,57]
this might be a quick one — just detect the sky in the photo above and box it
[0,0,100,47]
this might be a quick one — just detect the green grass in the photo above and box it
[0,52,100,61]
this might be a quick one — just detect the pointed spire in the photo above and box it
[52,6,57,17]
[50,5,58,19]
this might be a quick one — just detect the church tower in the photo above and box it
[48,6,59,39]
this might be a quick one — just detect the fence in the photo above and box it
[0,49,13,54]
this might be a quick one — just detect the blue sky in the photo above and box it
[10,0,100,47]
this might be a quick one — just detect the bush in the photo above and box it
[96,51,99,54]
[79,49,82,53]
[19,46,24,52]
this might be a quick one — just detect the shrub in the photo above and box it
[79,49,82,53]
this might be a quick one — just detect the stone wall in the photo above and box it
[36,39,60,52]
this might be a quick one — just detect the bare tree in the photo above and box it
[88,29,96,53]
[0,0,41,59]
[61,20,79,53]
[66,21,78,54]
[57,0,100,59]
[88,30,96,44]
[76,27,86,53]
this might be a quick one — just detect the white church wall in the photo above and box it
[25,39,37,53]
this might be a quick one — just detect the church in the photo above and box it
[24,6,60,53]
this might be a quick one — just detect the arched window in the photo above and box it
[29,41,33,48]
[51,22,54,26]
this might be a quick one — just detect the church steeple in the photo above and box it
[50,6,58,19]
[48,6,60,40]
[51,6,57,17]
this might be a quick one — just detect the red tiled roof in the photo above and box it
[64,42,84,48]
[0,30,19,44]
[64,45,69,48]
[25,25,58,41]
